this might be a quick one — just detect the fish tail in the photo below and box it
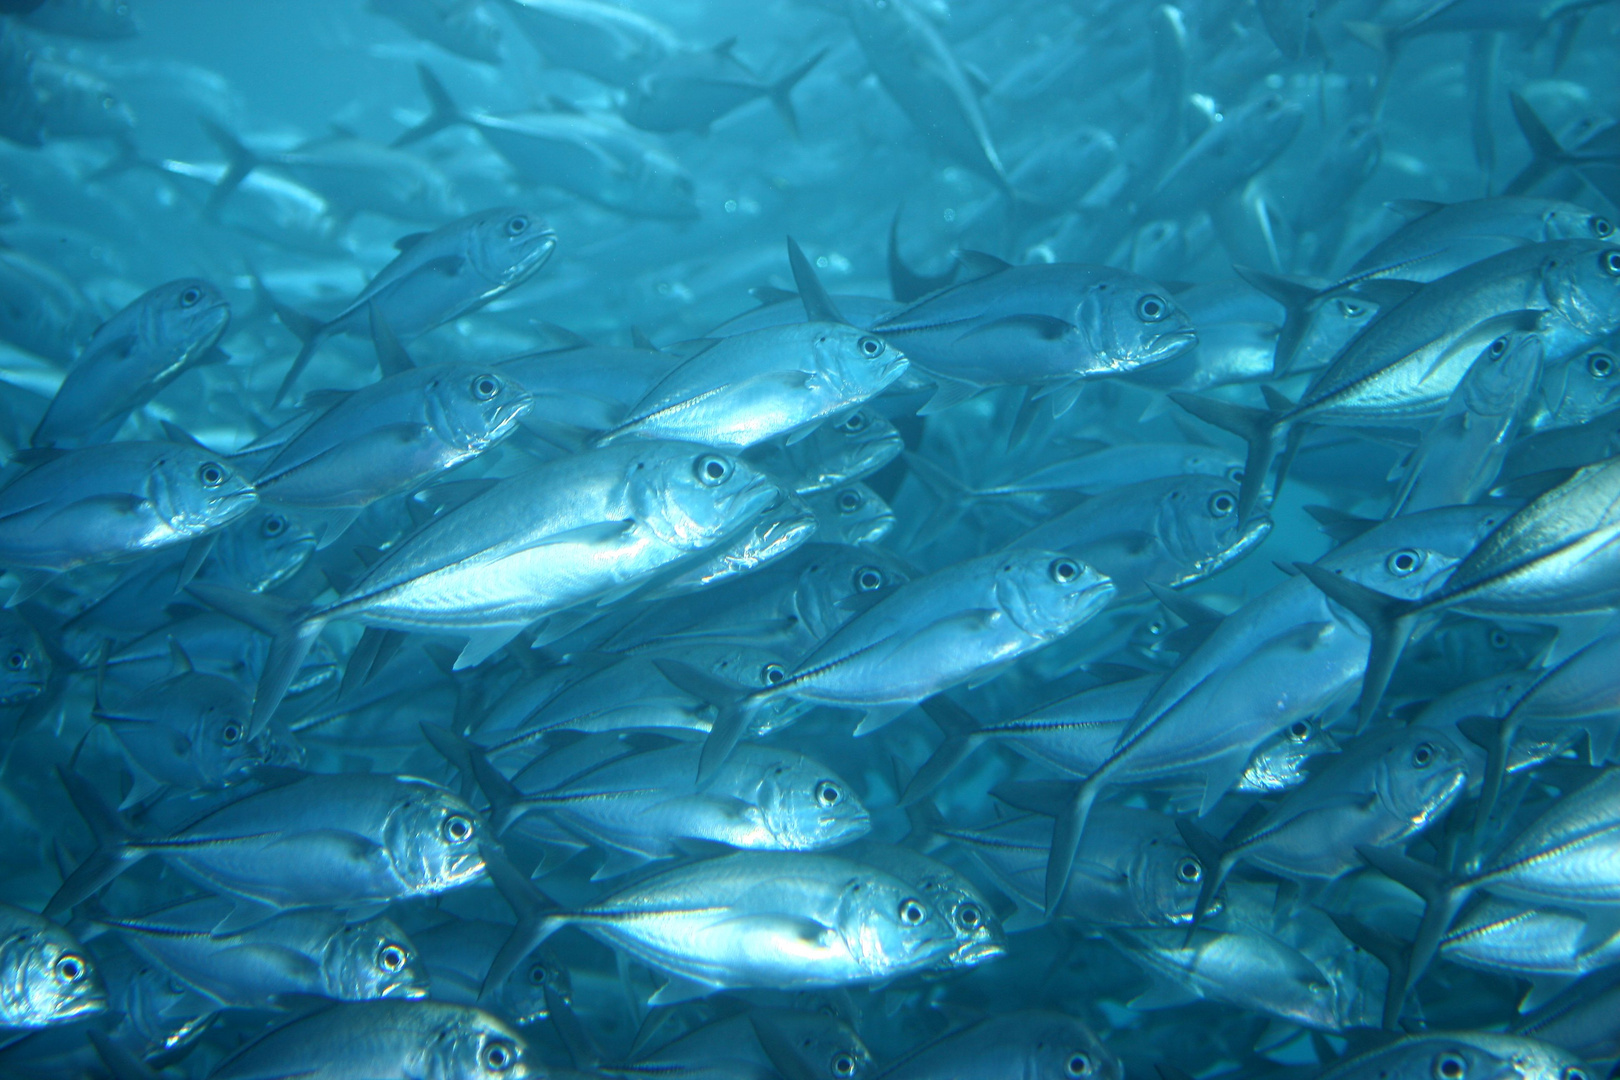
[1045,777,1101,915]
[423,723,530,835]
[395,62,466,148]
[887,209,957,303]
[652,658,759,785]
[903,450,981,548]
[46,767,141,918]
[1231,264,1325,377]
[1169,389,1284,524]
[1325,911,1412,1031]
[1355,844,1470,1024]
[197,116,260,212]
[480,844,565,998]
[1172,817,1231,940]
[767,47,826,139]
[902,695,985,805]
[185,582,322,733]
[1291,561,1423,728]
[1342,22,1400,119]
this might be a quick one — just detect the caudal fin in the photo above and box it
[395,63,469,148]
[767,48,826,139]
[652,658,759,785]
[46,768,142,918]
[1233,264,1325,377]
[902,695,987,805]
[1355,844,1471,1025]
[197,116,261,212]
[888,210,958,303]
[1291,562,1423,727]
[480,843,565,998]
[1169,390,1286,524]
[185,582,323,733]
[1172,817,1232,939]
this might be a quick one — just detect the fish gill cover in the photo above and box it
[0,0,1618,1077]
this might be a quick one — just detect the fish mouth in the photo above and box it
[53,993,109,1023]
[442,849,487,888]
[1174,516,1274,587]
[1146,328,1199,363]
[0,683,43,705]
[949,936,1008,967]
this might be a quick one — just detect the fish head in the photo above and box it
[1374,1038,1528,1080]
[1076,273,1197,376]
[813,483,894,546]
[177,672,273,787]
[811,325,911,398]
[751,1007,874,1080]
[1374,728,1468,829]
[427,366,534,452]
[1544,242,1620,338]
[795,549,913,642]
[382,784,488,896]
[913,869,1006,969]
[467,208,558,287]
[486,948,570,1026]
[430,1007,533,1080]
[840,874,958,974]
[1013,1014,1123,1080]
[1544,204,1616,243]
[151,447,259,536]
[1239,717,1340,794]
[809,409,903,487]
[993,548,1115,641]
[0,614,49,705]
[137,278,230,359]
[323,916,430,1000]
[757,754,871,850]
[1130,832,1219,927]
[1323,504,1510,601]
[629,444,781,552]
[213,508,319,593]
[1535,347,1620,430]
[608,149,701,221]
[1154,474,1266,587]
[0,923,106,1027]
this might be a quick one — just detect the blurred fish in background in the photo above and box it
[0,0,1619,1078]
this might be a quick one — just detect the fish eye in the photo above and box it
[832,1053,858,1078]
[6,650,26,671]
[220,722,243,744]
[1563,1069,1588,1080]
[1589,353,1614,379]
[527,962,548,985]
[471,374,503,399]
[1489,629,1509,649]
[1594,217,1615,238]
[55,955,85,982]
[1177,858,1202,883]
[1386,549,1422,576]
[1489,336,1508,358]
[442,814,475,843]
[1208,491,1236,517]
[857,336,885,358]
[198,462,227,488]
[1049,558,1080,583]
[762,663,786,686]
[1136,294,1167,322]
[957,902,983,930]
[179,286,202,307]
[839,412,869,432]
[1338,299,1366,318]
[101,94,116,111]
[1227,467,1245,484]
[898,898,926,925]
[1412,742,1435,768]
[483,1039,517,1072]
[854,566,884,591]
[1288,720,1311,741]
[1433,1052,1467,1080]
[1067,1054,1093,1078]
[505,215,529,236]
[1602,250,1620,277]
[378,943,407,972]
[837,489,864,513]
[261,514,287,538]
[816,780,841,806]
[694,455,731,486]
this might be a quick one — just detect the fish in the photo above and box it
[0,901,106,1027]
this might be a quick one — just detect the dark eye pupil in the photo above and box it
[1291,722,1308,738]
[707,461,725,479]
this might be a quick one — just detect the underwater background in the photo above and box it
[2,1,1620,1078]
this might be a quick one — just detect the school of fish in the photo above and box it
[1,0,1619,1078]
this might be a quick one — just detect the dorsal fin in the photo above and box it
[393,231,430,253]
[785,236,846,324]
[369,302,415,377]
[168,638,196,675]
[957,250,1012,277]
[630,326,658,351]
